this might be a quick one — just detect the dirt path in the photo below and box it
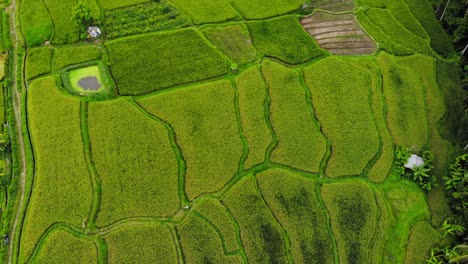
[6,0,29,262]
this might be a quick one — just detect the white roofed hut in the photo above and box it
[404,154,424,169]
[87,26,101,38]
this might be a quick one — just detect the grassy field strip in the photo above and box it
[235,66,273,170]
[397,55,452,226]
[344,57,393,183]
[386,0,429,40]
[380,179,432,263]
[25,47,53,81]
[168,0,241,24]
[230,0,302,19]
[131,101,189,206]
[22,77,93,263]
[303,57,379,178]
[370,188,392,264]
[230,78,249,175]
[89,100,181,226]
[138,80,243,200]
[104,224,179,263]
[222,176,291,263]
[79,102,102,231]
[177,211,244,263]
[321,181,379,264]
[296,68,331,177]
[313,0,355,12]
[19,0,53,47]
[169,225,184,264]
[256,169,335,263]
[42,0,79,44]
[262,59,326,173]
[54,44,102,70]
[403,221,443,264]
[376,52,428,152]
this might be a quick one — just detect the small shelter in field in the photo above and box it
[87,26,101,38]
[404,154,424,169]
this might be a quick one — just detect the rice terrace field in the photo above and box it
[0,0,464,263]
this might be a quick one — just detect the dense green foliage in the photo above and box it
[321,181,379,264]
[103,1,187,39]
[178,213,243,263]
[202,24,258,66]
[235,66,272,169]
[105,29,228,95]
[248,16,324,64]
[223,176,289,263]
[72,2,97,40]
[54,45,102,70]
[19,0,53,47]
[25,47,53,81]
[22,77,92,263]
[257,169,334,263]
[139,80,243,200]
[304,57,379,177]
[35,230,98,264]
[170,0,239,24]
[88,100,180,226]
[231,0,302,19]
[262,59,326,172]
[105,225,178,263]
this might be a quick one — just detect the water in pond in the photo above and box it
[78,76,102,91]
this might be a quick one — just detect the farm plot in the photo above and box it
[169,0,239,24]
[43,0,79,44]
[222,176,290,264]
[22,77,92,263]
[261,59,326,173]
[404,221,443,264]
[34,230,98,264]
[19,0,53,47]
[178,213,243,263]
[105,29,229,95]
[105,224,178,263]
[235,66,272,169]
[300,12,376,55]
[88,100,180,226]
[138,80,243,200]
[202,24,258,67]
[25,47,53,81]
[192,198,240,253]
[247,16,324,64]
[314,0,355,12]
[303,57,379,178]
[97,0,151,10]
[231,0,302,19]
[321,181,379,264]
[54,45,102,70]
[103,1,187,39]
[386,0,428,40]
[376,52,428,151]
[257,169,334,264]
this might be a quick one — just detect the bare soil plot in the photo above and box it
[301,12,376,55]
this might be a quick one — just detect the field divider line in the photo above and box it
[169,224,185,264]
[229,78,249,174]
[314,182,339,264]
[217,200,248,263]
[253,176,294,264]
[80,101,102,231]
[130,100,189,206]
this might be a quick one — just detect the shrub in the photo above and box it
[235,66,272,169]
[256,169,334,263]
[25,47,53,81]
[394,146,437,191]
[21,77,92,263]
[19,0,53,47]
[88,100,180,226]
[105,224,178,263]
[261,59,326,173]
[202,24,258,66]
[247,16,324,64]
[178,213,243,263]
[169,0,239,24]
[138,80,243,200]
[54,44,101,70]
[443,153,468,223]
[321,181,379,264]
[231,0,303,19]
[105,28,229,95]
[303,57,379,177]
[222,176,289,264]
[103,1,187,39]
[43,0,79,44]
[34,230,98,263]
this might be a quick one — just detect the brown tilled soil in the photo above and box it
[301,12,377,55]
